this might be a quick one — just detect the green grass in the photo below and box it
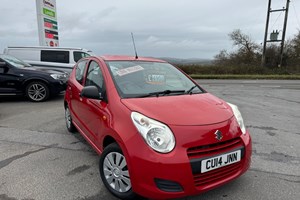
[189,74,300,80]
[175,64,300,79]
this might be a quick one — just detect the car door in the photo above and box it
[0,61,23,95]
[78,60,109,145]
[68,59,88,127]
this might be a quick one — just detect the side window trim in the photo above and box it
[75,59,88,85]
[85,60,107,101]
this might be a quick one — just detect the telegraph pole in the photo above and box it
[262,0,272,67]
[279,0,290,67]
[261,0,290,67]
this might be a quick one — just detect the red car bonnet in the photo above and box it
[121,93,233,126]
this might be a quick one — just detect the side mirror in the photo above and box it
[0,61,7,67]
[0,62,8,73]
[80,85,103,100]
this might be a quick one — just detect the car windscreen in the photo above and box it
[0,54,31,68]
[106,61,204,98]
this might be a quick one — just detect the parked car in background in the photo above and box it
[0,54,68,102]
[64,55,252,200]
[3,46,92,73]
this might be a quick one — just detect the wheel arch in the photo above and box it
[22,78,50,92]
[103,135,117,150]
[101,134,131,168]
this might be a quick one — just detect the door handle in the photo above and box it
[79,92,83,101]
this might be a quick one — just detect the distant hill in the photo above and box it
[158,57,213,65]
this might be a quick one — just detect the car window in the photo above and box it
[85,61,104,92]
[75,60,87,84]
[0,55,31,68]
[74,51,90,62]
[41,50,69,63]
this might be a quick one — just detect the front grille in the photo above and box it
[187,137,243,159]
[187,137,244,188]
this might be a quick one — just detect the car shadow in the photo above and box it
[0,93,65,103]
[0,95,27,102]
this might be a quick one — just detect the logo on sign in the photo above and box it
[43,0,54,9]
[43,8,55,18]
[214,130,223,141]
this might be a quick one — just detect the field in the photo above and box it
[176,64,300,79]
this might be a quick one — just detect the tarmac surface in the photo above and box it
[0,79,299,200]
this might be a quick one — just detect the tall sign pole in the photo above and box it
[36,0,59,47]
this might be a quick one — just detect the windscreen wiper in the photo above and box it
[185,85,198,94]
[137,90,185,98]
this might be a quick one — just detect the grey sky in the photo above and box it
[0,0,300,59]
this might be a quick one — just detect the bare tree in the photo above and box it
[214,29,261,66]
[229,29,260,54]
[285,30,300,67]
[214,29,299,68]
[214,49,229,66]
[291,30,300,58]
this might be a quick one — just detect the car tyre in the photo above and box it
[99,143,137,200]
[65,105,76,133]
[26,81,50,102]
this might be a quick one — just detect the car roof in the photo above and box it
[99,55,166,62]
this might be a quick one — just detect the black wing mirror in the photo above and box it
[0,62,7,67]
[0,61,8,73]
[80,85,103,100]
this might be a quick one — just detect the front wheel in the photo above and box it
[25,81,50,102]
[99,143,137,200]
[65,105,76,133]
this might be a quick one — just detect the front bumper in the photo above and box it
[49,80,67,95]
[125,119,252,199]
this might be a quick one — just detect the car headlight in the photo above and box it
[227,103,246,134]
[131,112,175,153]
[50,73,67,80]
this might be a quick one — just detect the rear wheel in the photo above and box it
[65,105,76,133]
[25,81,50,102]
[99,143,137,200]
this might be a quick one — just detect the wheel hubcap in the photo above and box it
[103,152,131,193]
[112,167,121,177]
[28,83,46,101]
[65,108,71,128]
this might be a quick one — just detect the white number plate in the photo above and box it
[201,150,241,173]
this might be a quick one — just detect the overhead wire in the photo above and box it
[269,11,283,32]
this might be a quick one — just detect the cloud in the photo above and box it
[0,0,299,58]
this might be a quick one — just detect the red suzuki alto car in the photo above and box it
[64,55,252,199]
